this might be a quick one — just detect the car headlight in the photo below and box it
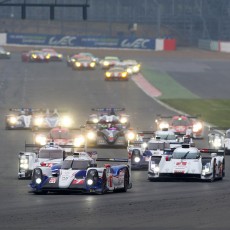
[74,136,85,147]
[32,54,37,59]
[120,117,128,124]
[90,62,96,67]
[121,72,128,78]
[193,122,202,132]
[134,156,141,163]
[35,178,42,184]
[61,116,72,127]
[92,118,99,123]
[151,164,159,172]
[103,61,109,66]
[159,122,169,130]
[9,116,17,124]
[127,68,133,74]
[105,72,111,77]
[20,163,29,169]
[75,62,81,67]
[133,65,140,72]
[86,179,93,186]
[58,54,62,58]
[35,135,47,145]
[213,138,222,148]
[142,142,148,148]
[34,116,44,126]
[6,52,10,55]
[127,132,135,140]
[87,131,96,140]
[46,54,50,59]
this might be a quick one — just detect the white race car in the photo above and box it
[148,144,225,182]
[18,142,66,179]
[224,129,230,154]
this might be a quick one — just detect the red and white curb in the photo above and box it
[132,73,162,97]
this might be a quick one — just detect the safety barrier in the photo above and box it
[0,33,176,51]
[198,39,230,53]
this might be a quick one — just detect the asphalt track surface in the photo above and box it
[1,49,230,230]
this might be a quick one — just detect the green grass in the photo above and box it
[142,68,230,127]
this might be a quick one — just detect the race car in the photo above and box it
[105,67,129,81]
[127,134,171,169]
[72,57,96,70]
[30,153,132,195]
[148,144,225,182]
[83,108,134,147]
[0,46,11,59]
[32,109,74,130]
[100,56,120,69]
[118,59,141,75]
[18,142,66,179]
[41,48,63,61]
[21,50,50,62]
[5,108,40,130]
[34,127,82,152]
[155,114,204,138]
[208,131,224,150]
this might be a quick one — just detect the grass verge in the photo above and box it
[142,68,230,127]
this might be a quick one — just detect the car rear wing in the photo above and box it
[96,158,129,163]
[200,148,225,157]
[9,108,42,112]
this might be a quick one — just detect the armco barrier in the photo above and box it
[198,39,211,50]
[219,41,230,53]
[198,39,230,53]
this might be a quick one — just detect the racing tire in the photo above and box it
[96,171,107,195]
[121,169,129,193]
[208,160,216,182]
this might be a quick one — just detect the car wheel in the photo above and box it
[121,169,129,192]
[97,171,107,195]
[208,160,216,182]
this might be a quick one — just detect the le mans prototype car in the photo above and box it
[148,144,225,182]
[30,152,132,195]
[18,142,66,179]
[5,108,40,130]
[83,108,135,147]
[155,114,204,138]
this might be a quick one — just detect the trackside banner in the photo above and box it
[7,33,156,50]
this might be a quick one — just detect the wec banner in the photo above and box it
[7,33,156,50]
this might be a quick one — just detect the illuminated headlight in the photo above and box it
[58,54,62,58]
[61,116,72,127]
[120,117,128,124]
[20,158,28,164]
[151,164,159,173]
[20,163,29,169]
[90,62,96,67]
[103,61,109,66]
[75,62,81,67]
[92,118,99,123]
[105,72,111,78]
[6,52,10,55]
[71,58,76,62]
[193,122,202,132]
[159,122,169,130]
[142,142,148,148]
[34,117,44,126]
[32,54,37,58]
[87,131,96,140]
[127,132,135,140]
[202,165,211,175]
[45,54,50,59]
[134,156,141,163]
[127,68,133,74]
[213,138,222,148]
[86,179,93,186]
[35,135,47,145]
[35,178,42,184]
[74,136,85,147]
[121,72,128,78]
[9,116,17,124]
[133,65,140,72]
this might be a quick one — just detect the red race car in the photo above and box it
[21,50,50,62]
[41,48,63,61]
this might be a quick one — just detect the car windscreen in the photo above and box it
[172,119,190,126]
[148,142,168,150]
[172,151,199,159]
[61,160,91,170]
[109,68,124,72]
[156,133,176,140]
[226,131,230,138]
[39,149,63,159]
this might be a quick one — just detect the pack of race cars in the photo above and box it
[11,106,228,196]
